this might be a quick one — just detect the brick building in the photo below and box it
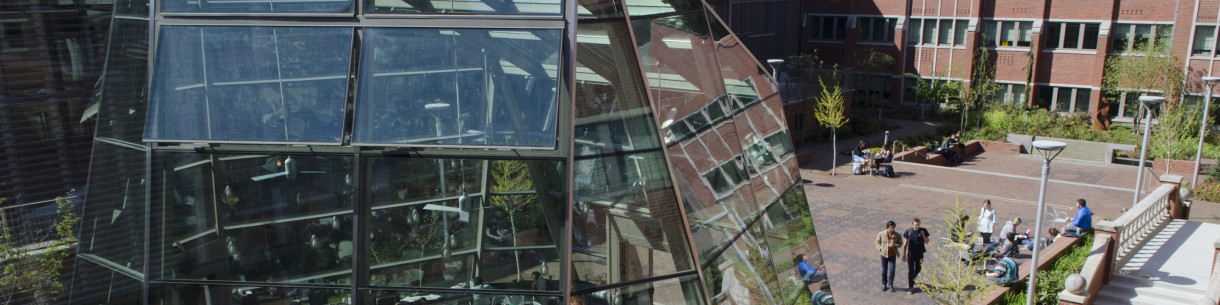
[801,0,1220,127]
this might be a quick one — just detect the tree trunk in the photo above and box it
[831,129,837,175]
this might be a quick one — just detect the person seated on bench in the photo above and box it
[1028,228,1060,252]
[937,134,963,163]
[996,232,1020,258]
[986,257,1019,286]
[877,145,895,177]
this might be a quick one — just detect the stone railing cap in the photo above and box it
[1058,290,1087,303]
[1160,174,1184,184]
[1095,220,1120,233]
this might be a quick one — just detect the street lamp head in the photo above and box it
[1138,96,1165,107]
[766,59,784,65]
[424,102,451,111]
[1032,140,1067,161]
[1203,76,1220,83]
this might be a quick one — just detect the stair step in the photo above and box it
[1094,292,1191,305]
[1097,285,1197,305]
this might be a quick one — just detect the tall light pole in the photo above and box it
[1134,96,1164,206]
[1193,77,1220,187]
[1027,140,1066,305]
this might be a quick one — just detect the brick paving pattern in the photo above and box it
[797,119,1147,305]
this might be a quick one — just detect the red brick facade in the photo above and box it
[801,0,1218,127]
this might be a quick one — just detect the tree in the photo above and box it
[905,73,961,110]
[1151,102,1204,173]
[961,46,1004,135]
[1101,38,1184,132]
[0,195,79,304]
[814,76,848,175]
[917,197,994,305]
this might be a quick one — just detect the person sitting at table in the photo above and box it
[852,141,870,174]
[877,146,895,177]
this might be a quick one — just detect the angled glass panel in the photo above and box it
[574,274,706,304]
[362,289,559,305]
[763,187,828,305]
[146,26,352,144]
[68,260,144,305]
[354,28,562,149]
[364,157,566,291]
[78,141,146,273]
[161,0,355,14]
[576,0,624,18]
[95,18,150,143]
[150,284,349,304]
[701,232,780,305]
[150,152,355,284]
[366,0,560,15]
[623,0,696,16]
[571,18,696,290]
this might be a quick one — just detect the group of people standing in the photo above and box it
[875,198,1096,291]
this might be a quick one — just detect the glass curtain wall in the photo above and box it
[70,0,832,302]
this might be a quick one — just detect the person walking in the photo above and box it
[977,200,996,245]
[902,218,929,294]
[875,220,903,291]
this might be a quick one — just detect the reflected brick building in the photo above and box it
[68,0,833,304]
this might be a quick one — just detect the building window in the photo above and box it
[1037,86,1091,112]
[808,15,847,41]
[983,21,1032,47]
[1045,22,1100,50]
[1112,24,1172,53]
[0,21,28,52]
[908,19,968,46]
[1193,25,1217,56]
[856,74,892,102]
[858,17,896,42]
[997,83,1028,104]
[1106,91,1144,118]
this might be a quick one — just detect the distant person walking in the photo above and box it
[902,218,929,294]
[876,220,903,291]
[977,200,997,245]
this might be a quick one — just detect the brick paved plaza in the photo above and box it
[796,119,1181,305]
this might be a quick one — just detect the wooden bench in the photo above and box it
[977,236,1082,305]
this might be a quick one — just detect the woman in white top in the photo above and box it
[977,200,997,245]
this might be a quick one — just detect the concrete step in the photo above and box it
[1094,292,1191,305]
[1096,286,1196,305]
[1107,274,1207,295]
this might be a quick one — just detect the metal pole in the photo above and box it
[1026,157,1052,305]
[1193,80,1215,187]
[1134,106,1155,206]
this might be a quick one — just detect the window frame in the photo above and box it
[1043,21,1101,51]
[983,20,1033,48]
[857,16,897,43]
[1192,25,1219,57]
[1111,23,1173,54]
[907,18,969,47]
[1038,85,1093,113]
[807,14,848,42]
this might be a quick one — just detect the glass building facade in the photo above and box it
[69,0,833,303]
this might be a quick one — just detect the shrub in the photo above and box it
[998,234,1094,305]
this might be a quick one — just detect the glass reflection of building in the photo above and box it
[69,0,832,302]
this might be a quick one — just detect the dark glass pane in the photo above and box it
[575,274,706,304]
[858,17,872,41]
[720,157,746,185]
[150,284,349,305]
[703,168,732,194]
[146,26,353,143]
[765,131,794,159]
[1075,89,1091,112]
[95,18,150,143]
[68,260,143,305]
[150,152,355,284]
[1083,24,1100,50]
[162,0,354,14]
[365,157,566,290]
[1045,23,1061,48]
[685,112,710,131]
[1063,23,1080,49]
[1123,92,1140,117]
[354,28,561,148]
[1056,88,1072,112]
[78,141,146,272]
[577,0,624,18]
[1154,25,1173,51]
[363,289,559,305]
[367,0,560,15]
[115,0,149,18]
[1037,86,1053,109]
[1113,25,1131,52]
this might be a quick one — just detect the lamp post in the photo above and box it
[1134,96,1164,206]
[1027,140,1066,305]
[1193,77,1220,187]
[766,59,784,80]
